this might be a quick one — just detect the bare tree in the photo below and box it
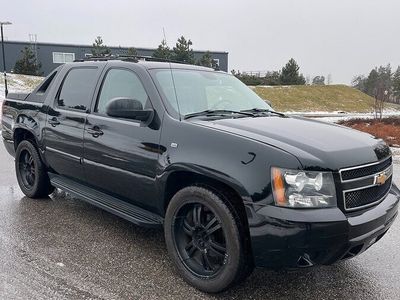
[373,84,389,120]
[327,74,332,85]
[372,65,392,120]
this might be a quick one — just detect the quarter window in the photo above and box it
[57,68,98,111]
[96,69,149,114]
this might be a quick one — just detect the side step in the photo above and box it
[49,173,163,228]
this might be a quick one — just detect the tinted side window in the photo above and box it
[57,68,98,111]
[96,69,149,114]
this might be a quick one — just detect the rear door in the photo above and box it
[43,65,103,181]
[83,65,162,211]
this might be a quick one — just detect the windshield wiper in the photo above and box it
[240,108,286,117]
[184,109,255,120]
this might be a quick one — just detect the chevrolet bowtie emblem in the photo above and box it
[374,172,388,186]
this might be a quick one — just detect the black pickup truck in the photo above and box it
[2,58,399,293]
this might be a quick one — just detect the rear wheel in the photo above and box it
[15,140,54,198]
[164,186,252,293]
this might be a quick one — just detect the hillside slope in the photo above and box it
[253,85,400,112]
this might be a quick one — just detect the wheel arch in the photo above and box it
[12,113,42,149]
[13,127,38,150]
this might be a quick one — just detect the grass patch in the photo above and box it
[253,85,400,113]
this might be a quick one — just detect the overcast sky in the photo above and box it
[2,0,399,83]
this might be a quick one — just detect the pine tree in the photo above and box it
[365,68,379,96]
[91,36,111,56]
[14,47,42,76]
[127,47,138,56]
[152,39,171,60]
[352,75,367,92]
[391,66,400,99]
[279,58,306,85]
[172,36,194,64]
[197,51,213,68]
[312,76,325,85]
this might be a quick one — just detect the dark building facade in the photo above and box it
[0,40,229,76]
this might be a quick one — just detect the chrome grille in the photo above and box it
[340,157,392,181]
[340,157,393,211]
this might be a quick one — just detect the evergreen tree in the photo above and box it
[352,75,367,92]
[152,39,171,60]
[365,68,379,96]
[264,71,281,85]
[312,75,325,85]
[172,36,194,64]
[14,47,42,76]
[197,51,213,68]
[127,47,138,56]
[91,36,111,56]
[279,58,306,85]
[393,66,400,99]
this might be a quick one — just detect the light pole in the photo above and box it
[1,21,12,97]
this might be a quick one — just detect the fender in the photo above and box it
[1,99,46,158]
[158,162,253,204]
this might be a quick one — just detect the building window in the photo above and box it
[52,52,75,64]
[212,59,220,65]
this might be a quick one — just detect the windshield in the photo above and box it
[151,69,272,117]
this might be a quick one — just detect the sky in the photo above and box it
[2,0,400,84]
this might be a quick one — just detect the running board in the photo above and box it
[49,173,163,228]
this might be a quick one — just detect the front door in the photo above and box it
[83,67,162,211]
[44,66,101,181]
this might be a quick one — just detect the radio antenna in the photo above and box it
[163,27,182,120]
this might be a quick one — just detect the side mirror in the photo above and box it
[265,99,273,108]
[105,97,154,122]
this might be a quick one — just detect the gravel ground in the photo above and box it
[0,142,399,299]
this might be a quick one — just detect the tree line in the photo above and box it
[232,60,329,86]
[352,64,400,104]
[231,58,305,86]
[12,35,219,76]
[91,35,218,68]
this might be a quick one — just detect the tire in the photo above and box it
[15,140,54,198]
[164,186,252,293]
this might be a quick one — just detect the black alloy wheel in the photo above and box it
[15,140,54,198]
[164,186,252,293]
[18,149,36,190]
[173,202,227,277]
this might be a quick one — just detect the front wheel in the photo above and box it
[15,140,54,198]
[164,186,252,293]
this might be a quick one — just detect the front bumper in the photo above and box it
[249,184,400,268]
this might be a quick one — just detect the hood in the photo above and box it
[192,116,390,170]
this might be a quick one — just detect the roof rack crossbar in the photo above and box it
[74,55,187,64]
[73,54,220,71]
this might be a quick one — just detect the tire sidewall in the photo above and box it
[15,140,48,198]
[165,186,243,293]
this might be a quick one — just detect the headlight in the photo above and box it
[271,167,337,208]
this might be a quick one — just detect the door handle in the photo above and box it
[87,126,104,138]
[48,117,60,127]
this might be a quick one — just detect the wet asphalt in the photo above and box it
[0,142,399,300]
